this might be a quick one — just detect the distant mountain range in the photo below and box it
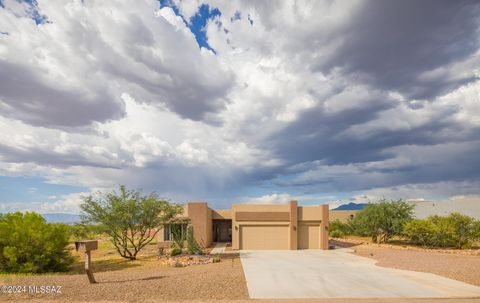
[332,202,367,211]
[41,213,81,224]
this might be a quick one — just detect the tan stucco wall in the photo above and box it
[212,209,232,219]
[186,202,212,248]
[329,210,360,223]
[297,204,329,249]
[320,204,329,249]
[206,208,213,245]
[298,206,322,221]
[233,204,290,212]
[289,200,298,250]
[157,225,168,248]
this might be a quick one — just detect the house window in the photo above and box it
[164,224,188,241]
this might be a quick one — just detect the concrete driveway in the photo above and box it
[240,248,480,299]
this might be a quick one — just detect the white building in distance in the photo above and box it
[408,196,480,220]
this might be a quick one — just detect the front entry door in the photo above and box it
[214,220,232,242]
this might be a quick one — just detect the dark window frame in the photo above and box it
[164,223,188,241]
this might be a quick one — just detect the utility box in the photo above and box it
[75,240,98,252]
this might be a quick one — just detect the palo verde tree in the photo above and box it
[80,185,183,260]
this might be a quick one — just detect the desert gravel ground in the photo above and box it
[5,297,480,303]
[2,238,480,302]
[333,238,480,287]
[0,256,248,302]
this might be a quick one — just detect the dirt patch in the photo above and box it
[0,256,248,302]
[333,238,480,287]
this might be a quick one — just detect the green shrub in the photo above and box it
[186,226,203,255]
[472,220,480,240]
[329,229,345,238]
[212,255,221,263]
[352,199,414,243]
[404,213,480,248]
[174,261,184,267]
[171,248,182,256]
[403,219,438,247]
[170,224,187,249]
[0,212,73,273]
[329,219,353,237]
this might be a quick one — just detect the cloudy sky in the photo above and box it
[0,0,479,214]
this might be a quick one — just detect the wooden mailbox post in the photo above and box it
[75,240,98,284]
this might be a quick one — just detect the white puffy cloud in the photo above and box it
[0,0,233,128]
[0,191,90,213]
[237,193,335,206]
[241,193,292,205]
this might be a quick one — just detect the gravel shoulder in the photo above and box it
[0,255,248,302]
[332,238,480,287]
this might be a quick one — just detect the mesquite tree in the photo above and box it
[353,199,414,243]
[80,185,183,260]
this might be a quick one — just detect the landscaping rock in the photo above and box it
[159,254,219,267]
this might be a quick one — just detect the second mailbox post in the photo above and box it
[75,240,98,284]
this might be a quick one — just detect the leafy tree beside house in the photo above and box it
[81,185,183,260]
[352,199,414,243]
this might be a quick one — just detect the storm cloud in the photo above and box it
[0,0,479,209]
[316,0,480,99]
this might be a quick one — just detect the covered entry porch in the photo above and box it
[213,219,232,243]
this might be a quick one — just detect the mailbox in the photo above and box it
[75,240,98,252]
[75,240,98,284]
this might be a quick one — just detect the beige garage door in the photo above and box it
[240,225,289,250]
[298,223,320,249]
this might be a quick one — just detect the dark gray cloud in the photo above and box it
[271,141,480,194]
[261,96,480,193]
[314,0,480,99]
[211,0,480,198]
[0,140,124,169]
[0,60,125,128]
[264,89,397,165]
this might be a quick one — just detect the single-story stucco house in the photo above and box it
[158,200,329,250]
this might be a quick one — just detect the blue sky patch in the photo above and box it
[2,0,48,24]
[159,0,220,52]
[0,175,88,203]
[231,11,241,22]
